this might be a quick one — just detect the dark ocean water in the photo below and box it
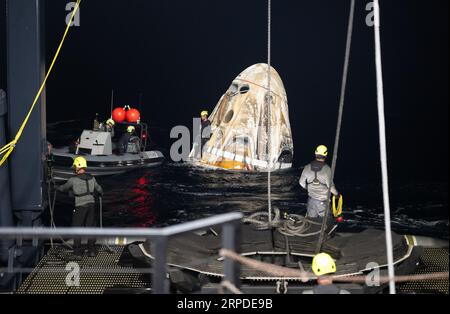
[47,121,449,240]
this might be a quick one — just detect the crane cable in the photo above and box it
[0,0,82,166]
[373,0,396,294]
[267,0,273,224]
[315,0,356,254]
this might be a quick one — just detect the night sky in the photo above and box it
[0,0,449,183]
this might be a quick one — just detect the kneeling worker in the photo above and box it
[299,145,340,219]
[58,157,103,259]
[304,253,350,294]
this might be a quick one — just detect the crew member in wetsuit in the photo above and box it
[57,157,103,259]
[93,113,101,131]
[118,126,135,155]
[299,145,340,219]
[303,253,350,294]
[200,111,211,157]
[104,118,116,138]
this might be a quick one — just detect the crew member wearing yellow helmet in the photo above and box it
[105,118,116,137]
[299,145,340,219]
[57,157,103,259]
[200,111,211,157]
[303,253,350,294]
[118,126,135,155]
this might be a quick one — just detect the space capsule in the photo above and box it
[192,64,294,171]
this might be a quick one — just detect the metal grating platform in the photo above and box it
[16,245,151,294]
[397,248,449,294]
[15,246,448,294]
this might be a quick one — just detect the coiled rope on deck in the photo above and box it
[243,208,322,237]
[0,0,82,166]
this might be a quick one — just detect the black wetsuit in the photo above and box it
[201,119,211,156]
[118,132,132,155]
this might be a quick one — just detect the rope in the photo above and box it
[220,249,449,285]
[47,184,55,248]
[373,0,396,294]
[0,0,82,166]
[266,0,273,224]
[99,197,115,254]
[315,0,356,254]
[332,272,449,284]
[47,186,73,250]
[220,249,310,280]
[243,208,322,237]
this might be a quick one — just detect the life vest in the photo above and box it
[307,160,327,187]
[74,174,95,197]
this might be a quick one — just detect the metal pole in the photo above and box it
[373,0,396,294]
[266,0,272,224]
[151,236,169,294]
[110,90,114,117]
[6,0,46,227]
[223,222,241,291]
[0,90,14,263]
[0,213,243,239]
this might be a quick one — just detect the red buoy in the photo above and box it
[337,216,344,223]
[112,107,126,123]
[126,108,141,123]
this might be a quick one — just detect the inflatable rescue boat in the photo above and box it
[51,118,164,181]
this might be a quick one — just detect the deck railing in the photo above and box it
[0,212,243,294]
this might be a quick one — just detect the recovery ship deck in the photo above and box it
[15,245,448,294]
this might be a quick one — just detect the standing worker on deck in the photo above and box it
[57,157,103,260]
[299,145,340,219]
[200,111,211,157]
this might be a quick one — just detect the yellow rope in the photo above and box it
[0,0,81,166]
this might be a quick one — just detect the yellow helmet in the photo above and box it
[127,126,135,133]
[106,118,115,126]
[312,253,336,276]
[315,145,328,157]
[201,111,208,117]
[73,156,87,169]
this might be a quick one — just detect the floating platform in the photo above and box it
[15,245,448,294]
[127,226,427,293]
[397,248,448,294]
